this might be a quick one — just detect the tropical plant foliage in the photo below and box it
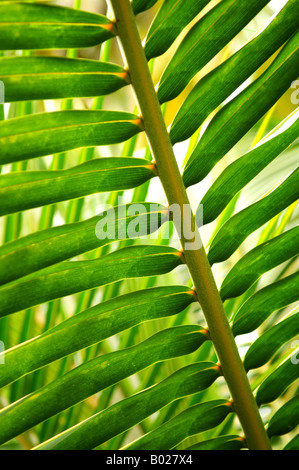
[0,0,298,451]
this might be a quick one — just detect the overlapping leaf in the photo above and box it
[199,110,299,225]
[0,286,197,388]
[0,245,184,317]
[0,203,169,285]
[34,362,218,450]
[0,325,207,445]
[123,400,233,450]
[170,0,298,144]
[187,435,245,450]
[183,32,299,188]
[158,0,271,103]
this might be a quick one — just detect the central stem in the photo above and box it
[109,0,271,450]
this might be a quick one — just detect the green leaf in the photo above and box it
[0,158,157,216]
[186,435,245,450]
[0,56,130,102]
[256,353,299,406]
[0,203,169,285]
[144,0,211,60]
[170,0,298,144]
[157,0,271,104]
[34,362,218,450]
[199,111,299,225]
[208,168,299,265]
[220,227,299,300]
[0,286,197,388]
[132,0,159,15]
[0,245,184,317]
[183,32,299,187]
[123,400,233,450]
[232,272,299,336]
[268,395,299,437]
[284,434,299,450]
[0,3,115,50]
[244,312,299,371]
[0,325,207,445]
[0,110,143,165]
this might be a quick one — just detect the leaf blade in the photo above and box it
[244,311,299,371]
[122,400,233,450]
[199,111,299,225]
[256,353,299,405]
[208,168,299,265]
[0,286,197,387]
[0,110,143,164]
[0,325,207,445]
[267,395,299,437]
[0,3,115,50]
[0,158,156,216]
[145,0,211,60]
[0,245,184,317]
[220,227,299,300]
[0,203,169,285]
[170,0,299,144]
[232,272,299,336]
[183,32,299,187]
[157,0,271,103]
[0,56,129,102]
[34,362,218,450]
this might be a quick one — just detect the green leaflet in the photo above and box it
[0,203,169,285]
[0,286,197,388]
[284,434,299,450]
[232,272,299,336]
[0,3,115,50]
[267,395,299,437]
[34,362,217,450]
[244,312,299,371]
[170,0,299,144]
[199,112,299,225]
[123,400,233,450]
[220,227,299,300]
[208,168,299,265]
[0,110,143,164]
[187,435,245,450]
[0,56,130,102]
[0,158,157,216]
[0,325,207,445]
[183,32,299,187]
[0,245,184,317]
[157,0,271,103]
[144,0,211,60]
[132,0,159,15]
[256,353,299,406]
